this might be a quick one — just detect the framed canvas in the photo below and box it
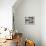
[25,16,35,24]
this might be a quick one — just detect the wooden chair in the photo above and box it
[25,40,35,46]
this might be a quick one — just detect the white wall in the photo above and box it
[0,0,16,30]
[0,0,46,46]
[13,0,41,46]
[41,0,46,46]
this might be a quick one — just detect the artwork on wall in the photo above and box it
[25,16,35,24]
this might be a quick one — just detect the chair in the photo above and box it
[25,40,35,46]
